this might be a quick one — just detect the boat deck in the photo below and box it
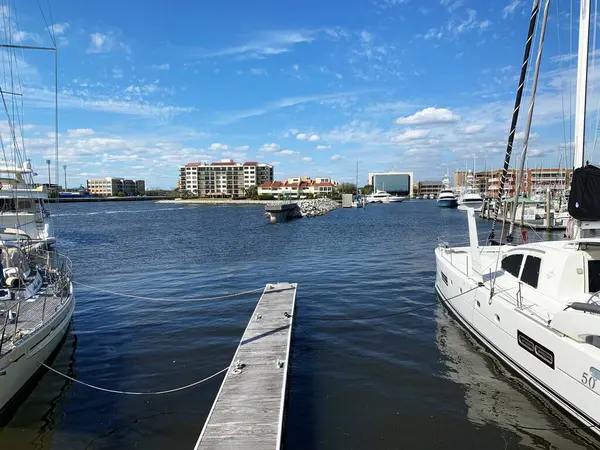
[195,282,297,450]
[0,275,67,355]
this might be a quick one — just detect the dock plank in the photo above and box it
[195,282,297,450]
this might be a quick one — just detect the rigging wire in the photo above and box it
[40,362,227,395]
[557,0,572,168]
[34,0,56,47]
[72,280,264,302]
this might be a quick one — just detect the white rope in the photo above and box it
[41,362,228,395]
[72,281,264,302]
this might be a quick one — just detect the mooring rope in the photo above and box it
[40,362,228,395]
[72,281,264,302]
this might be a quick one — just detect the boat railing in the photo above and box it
[0,248,72,354]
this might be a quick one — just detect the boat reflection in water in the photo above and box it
[434,302,596,449]
[0,326,77,448]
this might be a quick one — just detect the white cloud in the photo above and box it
[87,32,129,54]
[423,28,442,40]
[49,23,70,35]
[235,145,250,151]
[270,161,281,166]
[199,30,317,60]
[503,0,521,18]
[249,68,267,76]
[296,133,320,141]
[152,63,170,70]
[279,149,297,155]
[330,154,343,161]
[209,143,228,151]
[12,31,42,45]
[26,86,193,118]
[395,107,460,125]
[112,68,123,79]
[463,124,484,134]
[392,129,431,142]
[67,128,95,137]
[316,145,331,150]
[261,143,280,152]
[302,157,313,162]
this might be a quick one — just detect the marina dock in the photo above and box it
[194,282,298,450]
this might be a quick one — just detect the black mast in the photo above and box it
[488,0,540,241]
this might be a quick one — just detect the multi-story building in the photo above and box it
[417,181,444,197]
[86,177,146,196]
[368,171,414,197]
[258,177,338,198]
[179,160,274,198]
[453,168,572,198]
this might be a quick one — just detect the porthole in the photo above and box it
[476,300,480,308]
[495,314,500,323]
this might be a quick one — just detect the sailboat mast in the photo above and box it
[508,0,550,241]
[488,0,540,241]
[572,0,591,240]
[574,0,590,169]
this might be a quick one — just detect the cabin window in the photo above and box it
[588,261,600,293]
[521,256,541,289]
[501,254,523,278]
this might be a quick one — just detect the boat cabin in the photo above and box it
[497,239,600,347]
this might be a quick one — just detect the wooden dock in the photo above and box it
[194,282,298,450]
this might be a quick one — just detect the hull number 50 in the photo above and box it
[581,372,597,390]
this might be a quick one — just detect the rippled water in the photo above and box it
[0,200,597,449]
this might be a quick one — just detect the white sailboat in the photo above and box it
[0,9,74,412]
[435,0,600,436]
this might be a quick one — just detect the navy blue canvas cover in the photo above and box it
[568,164,600,221]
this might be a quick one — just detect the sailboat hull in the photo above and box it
[0,293,74,413]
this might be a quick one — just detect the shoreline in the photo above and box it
[49,196,173,203]
[156,199,282,205]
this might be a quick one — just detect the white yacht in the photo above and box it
[436,0,600,436]
[437,173,458,208]
[366,190,391,203]
[0,161,54,247]
[457,171,484,212]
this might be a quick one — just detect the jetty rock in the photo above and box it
[292,198,340,218]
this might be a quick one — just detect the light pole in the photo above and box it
[63,165,67,190]
[46,159,51,186]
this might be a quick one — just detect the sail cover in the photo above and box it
[568,164,600,220]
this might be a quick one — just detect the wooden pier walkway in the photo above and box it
[194,282,298,450]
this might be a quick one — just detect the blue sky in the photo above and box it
[2,0,596,188]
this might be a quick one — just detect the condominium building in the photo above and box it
[417,181,444,197]
[179,160,274,198]
[86,177,146,196]
[258,176,338,198]
[454,168,572,197]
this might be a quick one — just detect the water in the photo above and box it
[0,200,596,449]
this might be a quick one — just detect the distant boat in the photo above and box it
[366,189,391,203]
[437,172,458,208]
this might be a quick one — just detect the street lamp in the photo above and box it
[46,159,51,185]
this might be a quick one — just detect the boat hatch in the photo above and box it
[589,260,600,293]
